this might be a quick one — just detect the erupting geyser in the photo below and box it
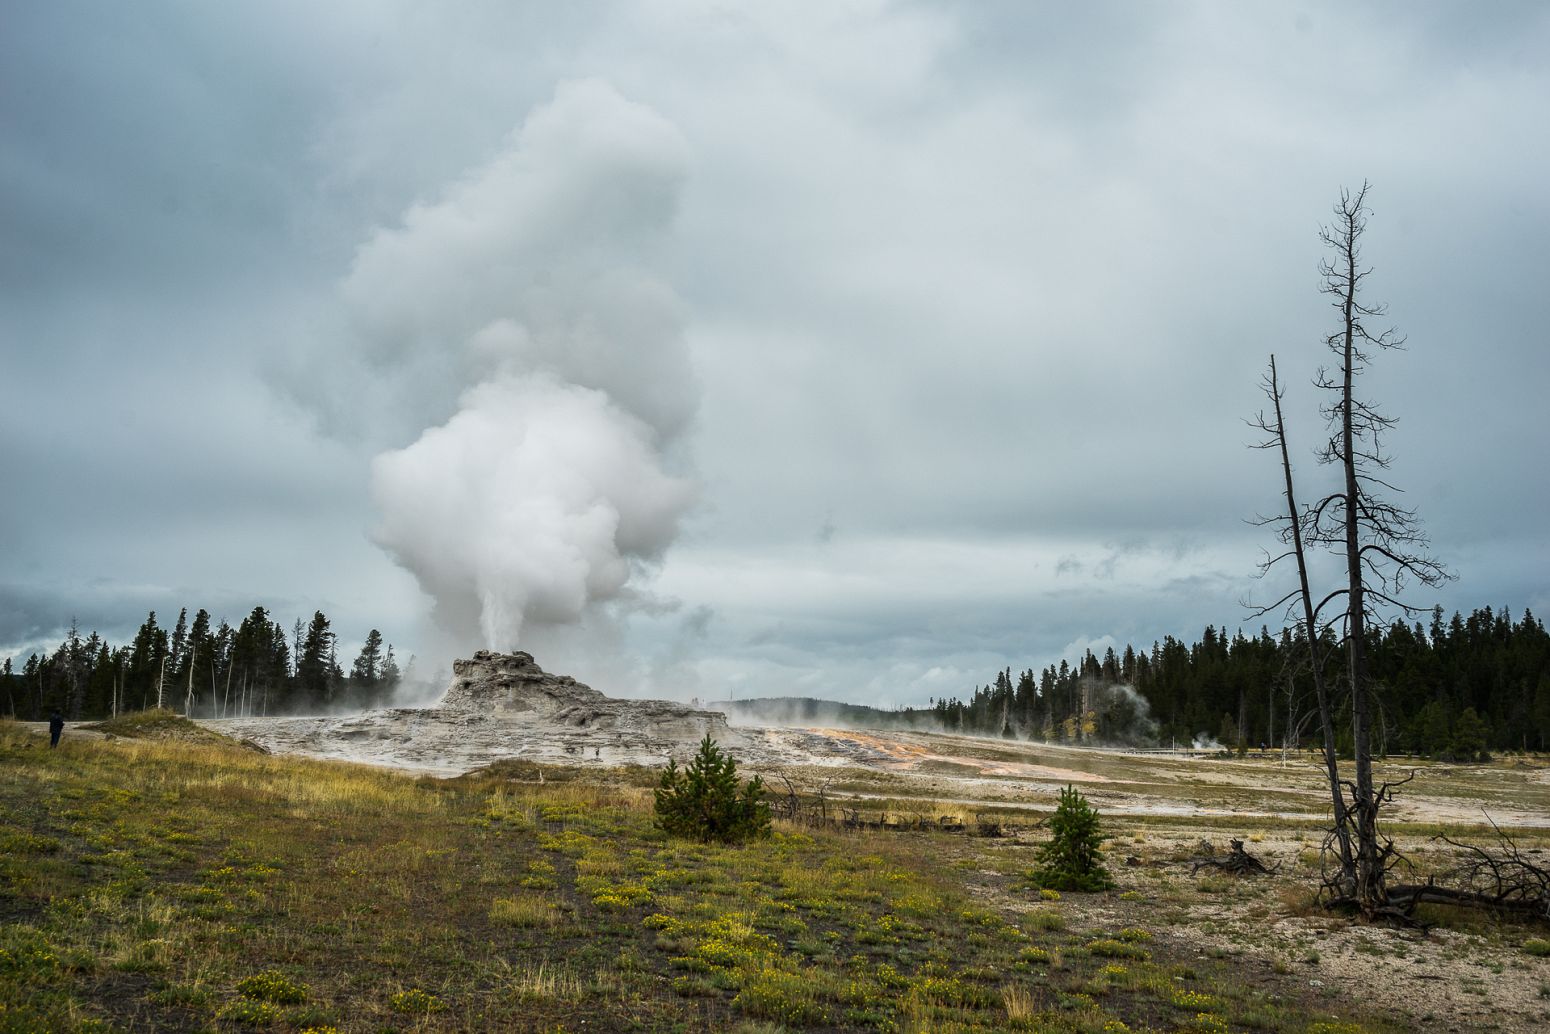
[344,79,700,657]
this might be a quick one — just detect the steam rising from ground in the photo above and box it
[1087,680,1159,746]
[347,80,698,652]
[710,696,948,734]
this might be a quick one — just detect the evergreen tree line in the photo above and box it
[2,607,407,721]
[914,606,1550,757]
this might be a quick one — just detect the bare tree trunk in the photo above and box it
[1079,680,1091,743]
[1261,354,1355,882]
[1301,185,1452,919]
[1237,684,1247,751]
[1283,675,1294,765]
[1333,222,1380,911]
[1265,679,1274,752]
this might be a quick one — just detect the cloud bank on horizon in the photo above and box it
[2,2,1547,704]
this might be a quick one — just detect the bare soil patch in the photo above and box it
[949,820,1550,1033]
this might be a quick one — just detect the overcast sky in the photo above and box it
[3,1,1547,706]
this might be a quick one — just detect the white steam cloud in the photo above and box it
[346,80,698,650]
[371,375,694,647]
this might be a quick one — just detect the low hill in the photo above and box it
[82,708,241,745]
[706,695,940,731]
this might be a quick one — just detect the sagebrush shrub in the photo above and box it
[653,736,771,844]
[1029,785,1114,892]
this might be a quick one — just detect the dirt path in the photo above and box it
[10,721,109,744]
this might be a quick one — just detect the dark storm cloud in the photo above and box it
[3,2,1546,704]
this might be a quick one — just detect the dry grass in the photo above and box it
[506,960,586,1002]
[1001,982,1037,1021]
[490,893,565,928]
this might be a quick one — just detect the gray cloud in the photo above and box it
[4,2,1547,703]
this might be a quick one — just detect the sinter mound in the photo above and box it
[441,651,609,715]
[206,650,746,774]
[442,650,738,743]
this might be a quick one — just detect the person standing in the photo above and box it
[48,710,64,748]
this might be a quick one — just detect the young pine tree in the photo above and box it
[1029,785,1114,892]
[654,736,771,845]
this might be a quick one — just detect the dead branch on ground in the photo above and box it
[1189,838,1278,876]
[1387,816,1550,923]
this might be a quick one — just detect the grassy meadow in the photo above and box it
[0,718,1425,1032]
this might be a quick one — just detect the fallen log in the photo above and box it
[1321,814,1549,926]
[1386,883,1550,921]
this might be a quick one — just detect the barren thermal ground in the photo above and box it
[204,657,1550,832]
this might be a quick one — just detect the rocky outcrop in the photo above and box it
[440,651,606,714]
[438,650,739,741]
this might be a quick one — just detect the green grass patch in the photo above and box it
[0,719,1409,1032]
[82,708,236,745]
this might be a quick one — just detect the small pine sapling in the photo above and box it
[1029,785,1115,892]
[653,735,771,844]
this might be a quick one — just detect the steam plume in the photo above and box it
[348,80,697,650]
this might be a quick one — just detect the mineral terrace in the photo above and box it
[208,650,1106,785]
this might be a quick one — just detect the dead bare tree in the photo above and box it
[775,773,803,822]
[771,773,834,827]
[1306,183,1452,917]
[1250,184,1450,920]
[1249,354,1355,890]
